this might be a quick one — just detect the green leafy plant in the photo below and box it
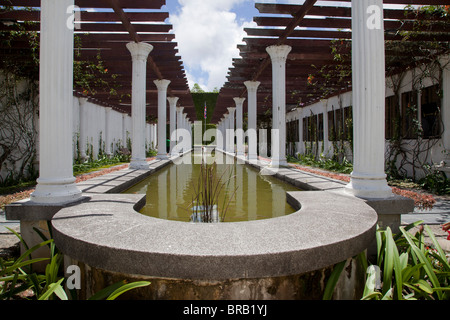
[0,226,150,300]
[419,166,450,195]
[73,155,128,176]
[288,153,353,175]
[323,221,450,300]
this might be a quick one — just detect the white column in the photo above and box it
[266,45,291,167]
[146,124,151,152]
[152,123,157,150]
[176,107,184,154]
[78,98,88,160]
[345,0,392,199]
[298,108,305,155]
[126,42,153,170]
[221,117,227,153]
[244,81,260,162]
[154,79,171,159]
[259,129,268,159]
[227,108,236,155]
[168,97,179,156]
[184,115,192,151]
[217,120,224,152]
[121,114,126,148]
[188,118,193,151]
[105,107,113,156]
[234,98,246,158]
[322,100,330,157]
[31,0,81,204]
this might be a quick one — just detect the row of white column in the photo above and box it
[30,0,391,205]
[217,45,291,168]
[216,0,393,200]
[30,0,192,204]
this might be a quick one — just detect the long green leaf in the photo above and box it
[415,279,434,295]
[14,239,53,265]
[400,227,443,300]
[402,263,425,283]
[376,227,385,266]
[106,281,151,300]
[387,228,403,300]
[424,225,449,269]
[6,273,19,300]
[361,291,382,300]
[45,253,62,288]
[393,220,424,241]
[5,226,29,251]
[50,282,68,300]
[4,258,49,275]
[382,228,394,296]
[381,288,394,300]
[38,278,65,300]
[323,260,346,300]
[88,281,127,300]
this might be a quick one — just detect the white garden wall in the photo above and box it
[289,55,450,180]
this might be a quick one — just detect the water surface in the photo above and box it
[124,152,299,222]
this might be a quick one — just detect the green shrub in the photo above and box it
[0,226,150,300]
[419,167,450,195]
[324,221,450,300]
[288,154,353,175]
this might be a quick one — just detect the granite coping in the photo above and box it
[243,158,347,191]
[6,151,379,280]
[5,158,172,222]
[51,191,378,281]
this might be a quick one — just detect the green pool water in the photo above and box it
[124,152,300,222]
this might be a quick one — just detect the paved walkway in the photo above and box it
[1,157,449,253]
[403,198,450,225]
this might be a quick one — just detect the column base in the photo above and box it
[345,173,393,199]
[157,154,170,160]
[248,155,259,165]
[129,160,150,170]
[270,158,288,168]
[30,177,82,205]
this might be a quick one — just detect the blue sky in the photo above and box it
[160,0,352,92]
[162,0,262,92]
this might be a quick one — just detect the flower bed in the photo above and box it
[289,164,436,211]
[0,163,137,211]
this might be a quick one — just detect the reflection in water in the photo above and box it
[124,152,299,222]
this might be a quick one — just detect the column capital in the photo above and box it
[244,81,261,92]
[126,42,153,61]
[154,79,171,91]
[266,45,292,63]
[167,96,179,106]
[227,107,236,114]
[176,107,184,113]
[233,97,246,107]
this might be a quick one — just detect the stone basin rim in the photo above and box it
[51,189,378,281]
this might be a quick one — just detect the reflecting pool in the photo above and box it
[124,152,300,222]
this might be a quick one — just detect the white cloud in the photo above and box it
[170,0,256,91]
